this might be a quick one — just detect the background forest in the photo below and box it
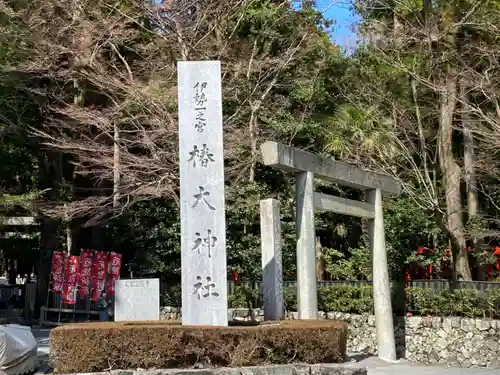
[1,0,500,296]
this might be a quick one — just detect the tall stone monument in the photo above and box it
[177,61,228,326]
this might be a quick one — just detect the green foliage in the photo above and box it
[224,178,299,280]
[318,284,373,314]
[324,104,397,161]
[383,196,443,279]
[0,190,44,211]
[106,200,181,277]
[228,285,262,309]
[284,285,297,311]
[322,193,444,282]
[406,288,500,318]
[324,247,372,280]
[161,284,181,307]
[189,284,500,318]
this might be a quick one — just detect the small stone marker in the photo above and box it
[178,61,228,326]
[260,199,284,321]
[114,278,160,321]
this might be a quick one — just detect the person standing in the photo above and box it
[107,295,114,321]
[15,275,22,302]
[97,291,109,321]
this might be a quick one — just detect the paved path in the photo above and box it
[346,356,499,375]
[33,328,50,354]
[32,328,51,374]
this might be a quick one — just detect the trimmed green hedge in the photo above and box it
[226,284,500,318]
[163,283,500,318]
[406,287,500,318]
[227,284,381,314]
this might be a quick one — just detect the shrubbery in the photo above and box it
[51,321,348,373]
[164,283,500,318]
[228,283,263,308]
[161,284,182,307]
[227,284,500,318]
[406,287,500,318]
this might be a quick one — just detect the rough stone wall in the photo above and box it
[160,307,500,369]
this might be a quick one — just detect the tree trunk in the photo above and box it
[463,126,479,218]
[113,123,120,208]
[393,12,403,45]
[462,88,482,279]
[438,69,471,280]
[37,151,64,309]
[64,204,73,255]
[248,109,258,182]
[462,90,479,220]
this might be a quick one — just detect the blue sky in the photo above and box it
[292,0,359,50]
[319,0,359,47]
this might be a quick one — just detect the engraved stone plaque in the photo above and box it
[178,61,228,326]
[114,278,160,322]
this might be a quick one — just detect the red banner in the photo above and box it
[78,250,94,297]
[62,255,80,304]
[51,252,66,293]
[107,252,122,295]
[92,252,108,301]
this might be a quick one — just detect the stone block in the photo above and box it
[430,317,441,328]
[422,317,433,327]
[485,339,499,352]
[405,317,422,329]
[476,319,490,331]
[461,318,475,332]
[487,358,499,369]
[115,279,160,321]
[310,364,367,375]
[435,337,448,351]
[442,318,452,333]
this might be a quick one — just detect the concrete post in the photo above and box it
[296,171,318,319]
[366,188,396,361]
[260,199,284,321]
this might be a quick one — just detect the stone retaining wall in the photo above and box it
[160,307,500,369]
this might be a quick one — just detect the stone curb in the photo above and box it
[58,364,367,375]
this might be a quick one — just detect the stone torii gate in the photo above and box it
[259,141,401,361]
